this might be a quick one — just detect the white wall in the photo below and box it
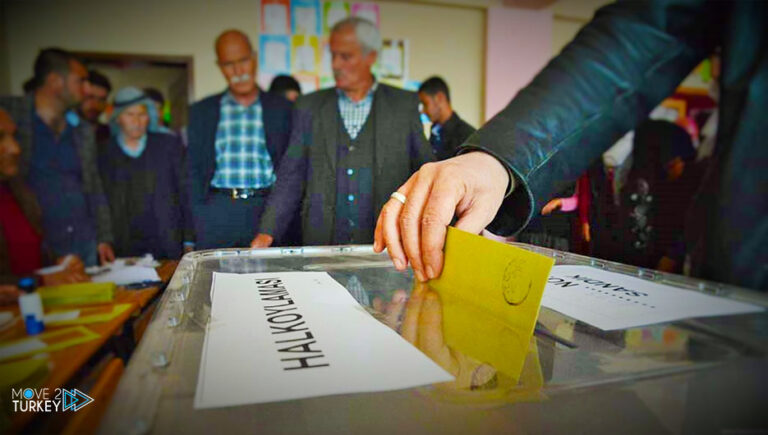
[378,2,485,126]
[4,0,485,127]
[551,0,610,54]
[0,2,10,93]
[485,7,552,120]
[5,0,260,101]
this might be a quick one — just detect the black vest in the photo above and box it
[333,102,377,244]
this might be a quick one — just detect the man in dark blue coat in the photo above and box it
[187,29,294,249]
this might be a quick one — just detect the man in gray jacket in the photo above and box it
[252,17,434,247]
[0,48,114,266]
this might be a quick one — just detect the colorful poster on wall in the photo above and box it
[351,3,380,27]
[261,0,290,35]
[323,1,350,33]
[292,0,322,35]
[320,38,333,77]
[291,35,320,74]
[380,39,408,81]
[259,35,291,75]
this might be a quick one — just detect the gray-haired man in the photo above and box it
[252,17,434,247]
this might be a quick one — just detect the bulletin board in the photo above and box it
[257,0,415,94]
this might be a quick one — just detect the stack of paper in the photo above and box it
[91,266,160,286]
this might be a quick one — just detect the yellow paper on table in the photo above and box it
[0,357,49,392]
[38,281,115,307]
[0,326,99,362]
[44,303,133,326]
[429,227,554,383]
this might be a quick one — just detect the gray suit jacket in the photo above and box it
[0,94,113,245]
[259,84,434,245]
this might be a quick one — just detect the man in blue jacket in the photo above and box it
[375,1,767,291]
[187,30,294,249]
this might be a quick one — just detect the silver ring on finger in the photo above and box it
[390,191,407,205]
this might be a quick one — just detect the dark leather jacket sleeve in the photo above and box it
[461,0,721,236]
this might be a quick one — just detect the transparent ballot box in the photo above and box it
[100,244,768,434]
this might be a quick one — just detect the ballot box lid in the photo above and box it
[100,244,768,434]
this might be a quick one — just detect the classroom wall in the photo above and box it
[551,0,609,54]
[485,7,551,120]
[2,0,485,127]
[379,2,485,127]
[0,2,10,93]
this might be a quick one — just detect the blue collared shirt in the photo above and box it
[336,82,378,140]
[210,92,275,189]
[429,123,443,147]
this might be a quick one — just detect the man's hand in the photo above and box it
[371,289,408,330]
[97,243,115,265]
[38,255,89,286]
[373,152,510,282]
[250,233,274,248]
[57,255,85,274]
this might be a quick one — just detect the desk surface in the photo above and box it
[101,248,768,434]
[2,260,177,432]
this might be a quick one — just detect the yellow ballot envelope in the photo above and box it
[428,227,554,383]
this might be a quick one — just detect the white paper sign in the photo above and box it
[194,272,453,409]
[542,265,764,331]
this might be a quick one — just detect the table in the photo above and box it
[1,261,177,432]
[101,247,768,434]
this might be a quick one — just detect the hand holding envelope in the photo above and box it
[424,227,554,383]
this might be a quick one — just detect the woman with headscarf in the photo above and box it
[98,87,194,259]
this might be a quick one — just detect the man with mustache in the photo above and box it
[252,17,434,247]
[187,30,294,249]
[0,48,114,267]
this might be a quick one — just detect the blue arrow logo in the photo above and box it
[62,389,94,412]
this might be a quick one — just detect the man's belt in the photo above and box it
[210,187,271,200]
